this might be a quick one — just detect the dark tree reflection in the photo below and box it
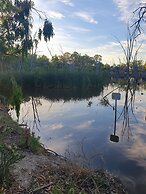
[101,78,141,141]
[118,79,138,138]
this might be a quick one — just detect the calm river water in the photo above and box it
[10,83,146,194]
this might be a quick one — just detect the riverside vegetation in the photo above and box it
[0,68,126,193]
[0,56,127,193]
[1,0,146,193]
[0,88,127,194]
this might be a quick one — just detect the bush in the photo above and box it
[10,78,23,119]
[0,144,23,187]
[19,129,41,153]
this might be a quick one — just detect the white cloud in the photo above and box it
[67,26,91,32]
[37,30,146,64]
[37,34,126,64]
[49,123,64,130]
[37,28,81,57]
[78,39,146,64]
[60,0,74,6]
[125,132,146,168]
[113,0,144,22]
[86,35,107,42]
[75,120,95,130]
[74,11,98,24]
[47,11,65,19]
[45,0,74,6]
[45,138,72,154]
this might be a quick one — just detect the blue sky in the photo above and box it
[34,0,146,64]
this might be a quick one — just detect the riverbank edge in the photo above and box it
[0,104,127,194]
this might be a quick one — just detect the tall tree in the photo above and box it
[94,54,102,62]
[0,0,54,57]
[132,3,146,36]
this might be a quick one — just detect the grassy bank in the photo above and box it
[0,69,109,94]
[0,70,110,111]
[0,104,127,194]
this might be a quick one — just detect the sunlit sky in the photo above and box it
[34,0,146,64]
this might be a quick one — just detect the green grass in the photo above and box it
[0,69,109,92]
[0,144,23,187]
[19,131,42,153]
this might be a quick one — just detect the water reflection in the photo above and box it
[118,79,138,138]
[101,79,141,142]
[110,92,121,143]
[31,96,41,130]
[9,81,146,194]
[22,87,104,102]
[101,80,146,193]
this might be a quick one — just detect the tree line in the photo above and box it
[1,0,146,77]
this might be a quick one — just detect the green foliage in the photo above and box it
[0,0,54,57]
[0,144,23,187]
[0,70,109,102]
[50,51,103,70]
[10,78,22,119]
[19,131,41,153]
[16,69,108,89]
[40,19,54,42]
[28,132,41,153]
[52,188,62,194]
[92,174,108,190]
